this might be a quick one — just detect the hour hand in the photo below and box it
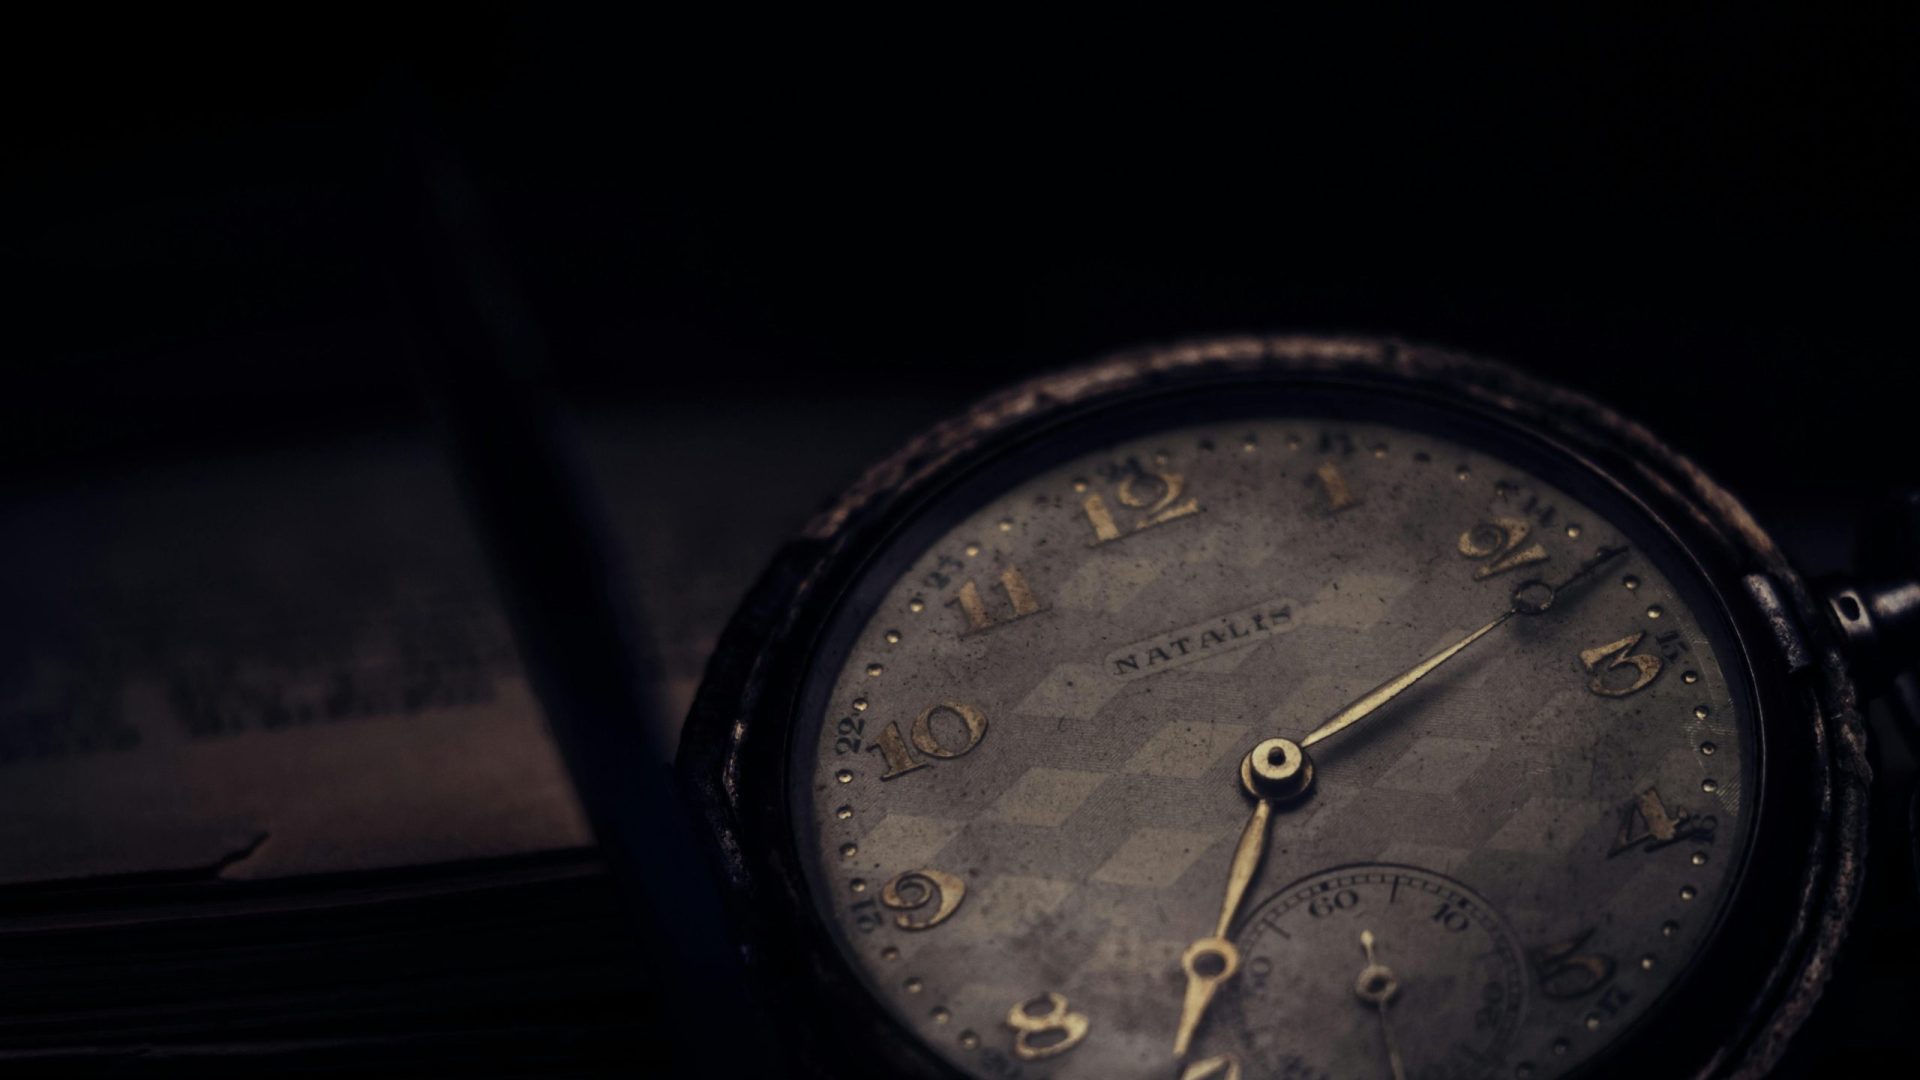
[1173,738,1314,1058]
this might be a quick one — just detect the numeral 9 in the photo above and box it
[880,868,967,930]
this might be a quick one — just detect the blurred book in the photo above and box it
[0,399,934,1072]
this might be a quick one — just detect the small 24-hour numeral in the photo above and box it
[1532,927,1616,1000]
[879,868,966,930]
[1313,461,1361,512]
[867,702,989,780]
[1459,517,1549,579]
[948,567,1046,634]
[1609,787,1716,857]
[1580,631,1665,697]
[1006,992,1089,1061]
[1083,469,1201,545]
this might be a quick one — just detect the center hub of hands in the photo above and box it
[1241,737,1314,803]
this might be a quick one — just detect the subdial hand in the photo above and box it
[1354,929,1406,1080]
[1172,738,1315,1059]
[1299,545,1629,748]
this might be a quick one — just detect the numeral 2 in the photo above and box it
[1459,517,1549,579]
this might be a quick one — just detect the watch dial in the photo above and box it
[792,411,1754,1079]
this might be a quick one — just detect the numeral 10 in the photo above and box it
[868,701,989,780]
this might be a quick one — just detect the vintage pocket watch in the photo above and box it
[679,337,1884,1079]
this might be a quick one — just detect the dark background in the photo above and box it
[11,10,1917,506]
[8,7,1917,1075]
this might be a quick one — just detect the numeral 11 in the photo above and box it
[949,567,1045,634]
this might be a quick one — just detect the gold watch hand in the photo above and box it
[1355,930,1406,1080]
[1173,738,1315,1058]
[1300,545,1629,748]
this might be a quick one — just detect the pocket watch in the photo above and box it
[679,336,1891,1079]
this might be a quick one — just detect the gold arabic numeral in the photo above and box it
[1609,787,1716,857]
[865,702,989,780]
[1006,991,1089,1061]
[1181,1055,1243,1080]
[1313,460,1360,512]
[1081,491,1124,543]
[947,567,1046,634]
[868,721,927,779]
[1082,469,1200,544]
[1123,469,1200,527]
[1458,516,1550,579]
[1580,631,1664,697]
[999,566,1043,617]
[1532,928,1616,1000]
[879,868,966,930]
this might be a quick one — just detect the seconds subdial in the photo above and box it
[1218,865,1528,1080]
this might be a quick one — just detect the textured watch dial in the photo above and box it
[793,417,1752,1079]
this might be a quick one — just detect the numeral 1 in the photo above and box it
[1314,461,1360,512]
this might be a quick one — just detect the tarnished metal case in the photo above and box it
[678,336,1868,1079]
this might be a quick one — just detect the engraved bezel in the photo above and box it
[678,336,1867,1080]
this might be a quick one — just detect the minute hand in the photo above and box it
[1299,545,1629,749]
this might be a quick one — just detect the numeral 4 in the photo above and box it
[1609,787,1716,857]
